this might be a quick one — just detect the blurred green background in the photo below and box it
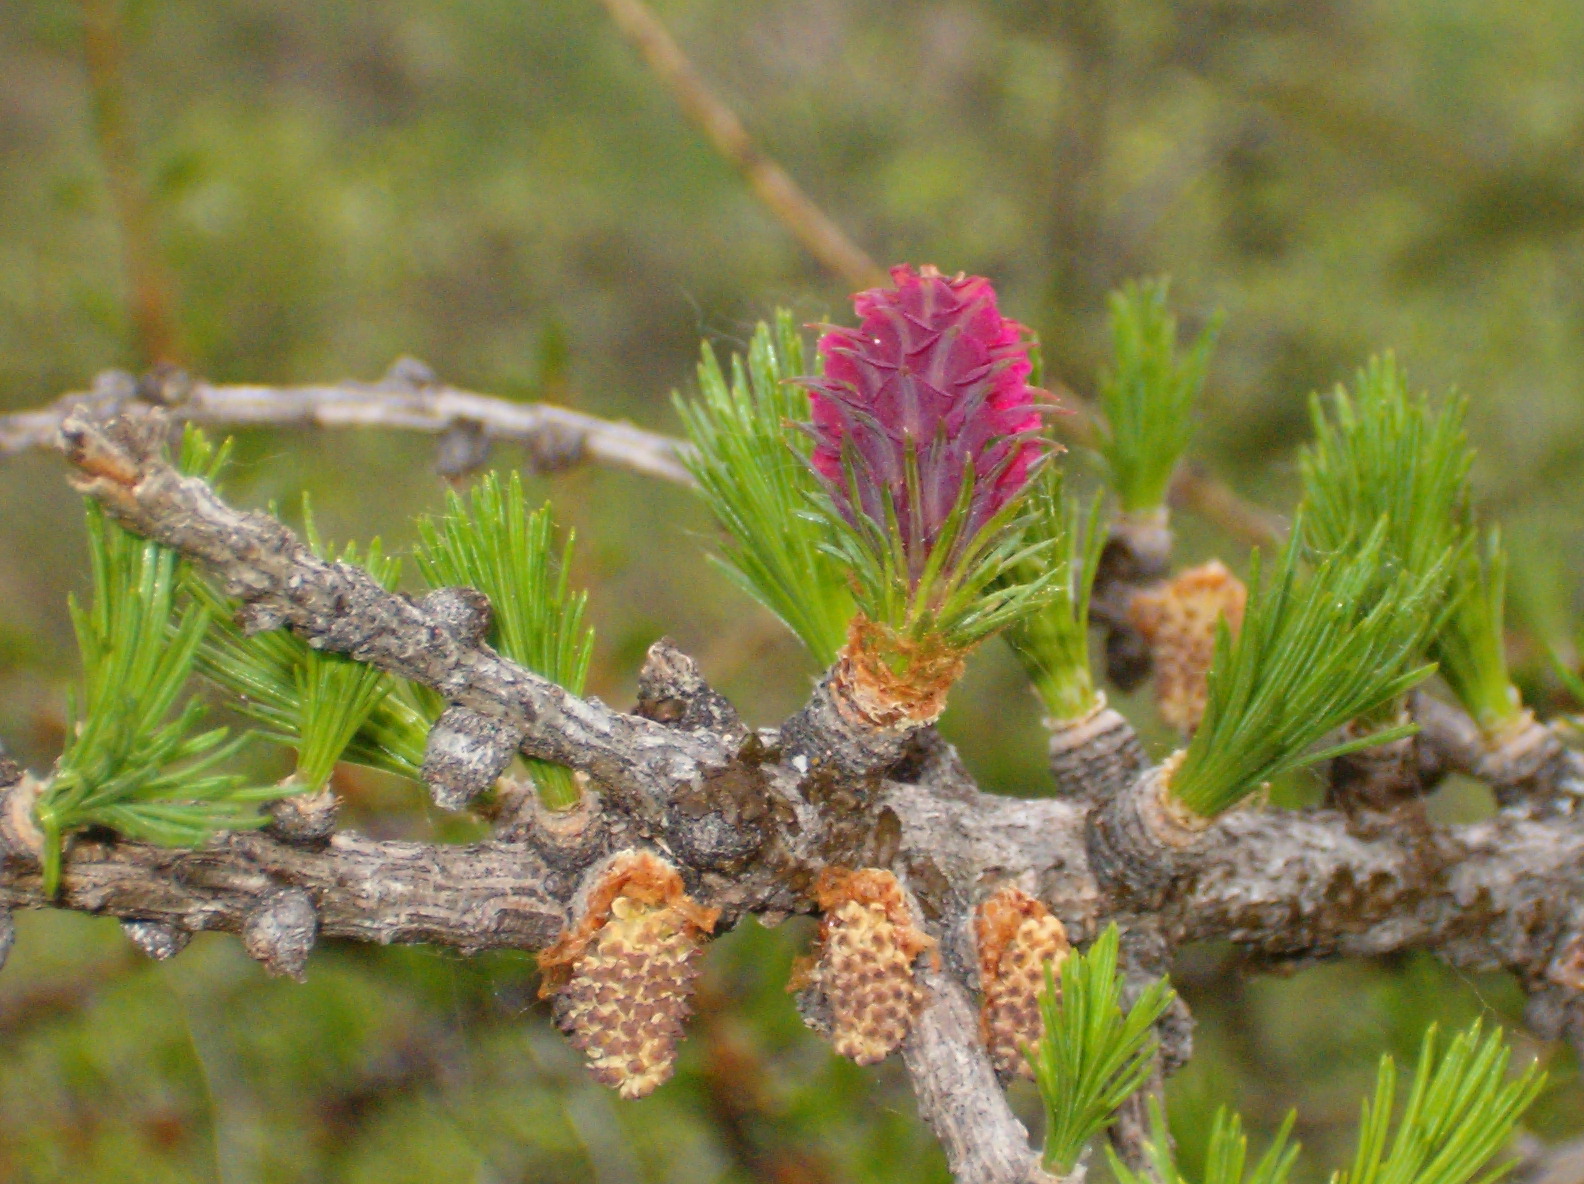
[4,0,1584,1180]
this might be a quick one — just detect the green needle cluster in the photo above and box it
[192,498,426,788]
[1110,1101,1298,1184]
[1095,278,1221,516]
[1334,1020,1544,1184]
[415,471,593,812]
[1031,924,1175,1175]
[814,448,1062,653]
[1301,355,1472,590]
[674,311,854,665]
[34,430,280,895]
[1168,518,1442,819]
[1300,354,1527,733]
[1001,467,1106,722]
[1432,528,1523,732]
[1109,1020,1540,1184]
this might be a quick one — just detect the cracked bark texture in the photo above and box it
[3,404,1583,1182]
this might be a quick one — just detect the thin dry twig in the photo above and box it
[593,0,887,290]
[1,365,1280,549]
[78,0,184,366]
[0,367,693,485]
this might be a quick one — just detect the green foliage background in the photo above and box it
[3,0,1584,1180]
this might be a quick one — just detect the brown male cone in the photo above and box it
[974,886,1071,1079]
[1129,559,1247,734]
[539,851,720,1099]
[805,867,938,1065]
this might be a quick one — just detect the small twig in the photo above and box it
[3,367,1279,555]
[1167,462,1284,549]
[56,406,726,827]
[1,369,693,485]
[78,0,184,366]
[592,0,887,290]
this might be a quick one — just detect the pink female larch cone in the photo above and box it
[803,264,1050,584]
[800,265,1057,730]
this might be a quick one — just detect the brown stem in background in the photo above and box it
[1167,462,1282,549]
[1049,390,1282,551]
[592,0,887,290]
[79,0,184,367]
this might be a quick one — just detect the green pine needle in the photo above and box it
[1333,1020,1544,1184]
[1109,1099,1299,1184]
[415,472,593,811]
[1002,466,1106,721]
[811,445,1063,654]
[1095,278,1221,515]
[1109,1021,1539,1184]
[674,311,854,665]
[1551,645,1584,741]
[190,578,430,784]
[1031,923,1176,1175]
[1168,517,1443,819]
[1431,528,1523,732]
[1302,354,1473,601]
[34,429,281,896]
[192,497,420,789]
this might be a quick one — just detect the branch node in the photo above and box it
[0,775,45,865]
[242,887,318,982]
[121,919,192,961]
[417,585,493,647]
[1086,761,1208,908]
[381,355,437,391]
[515,776,610,867]
[59,405,162,499]
[235,600,290,636]
[1476,712,1567,807]
[422,705,522,811]
[636,638,746,744]
[135,363,195,407]
[1327,722,1422,814]
[1093,510,1173,693]
[1046,696,1146,801]
[266,786,339,845]
[780,666,920,780]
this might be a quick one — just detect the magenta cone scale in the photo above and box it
[805,265,1049,583]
